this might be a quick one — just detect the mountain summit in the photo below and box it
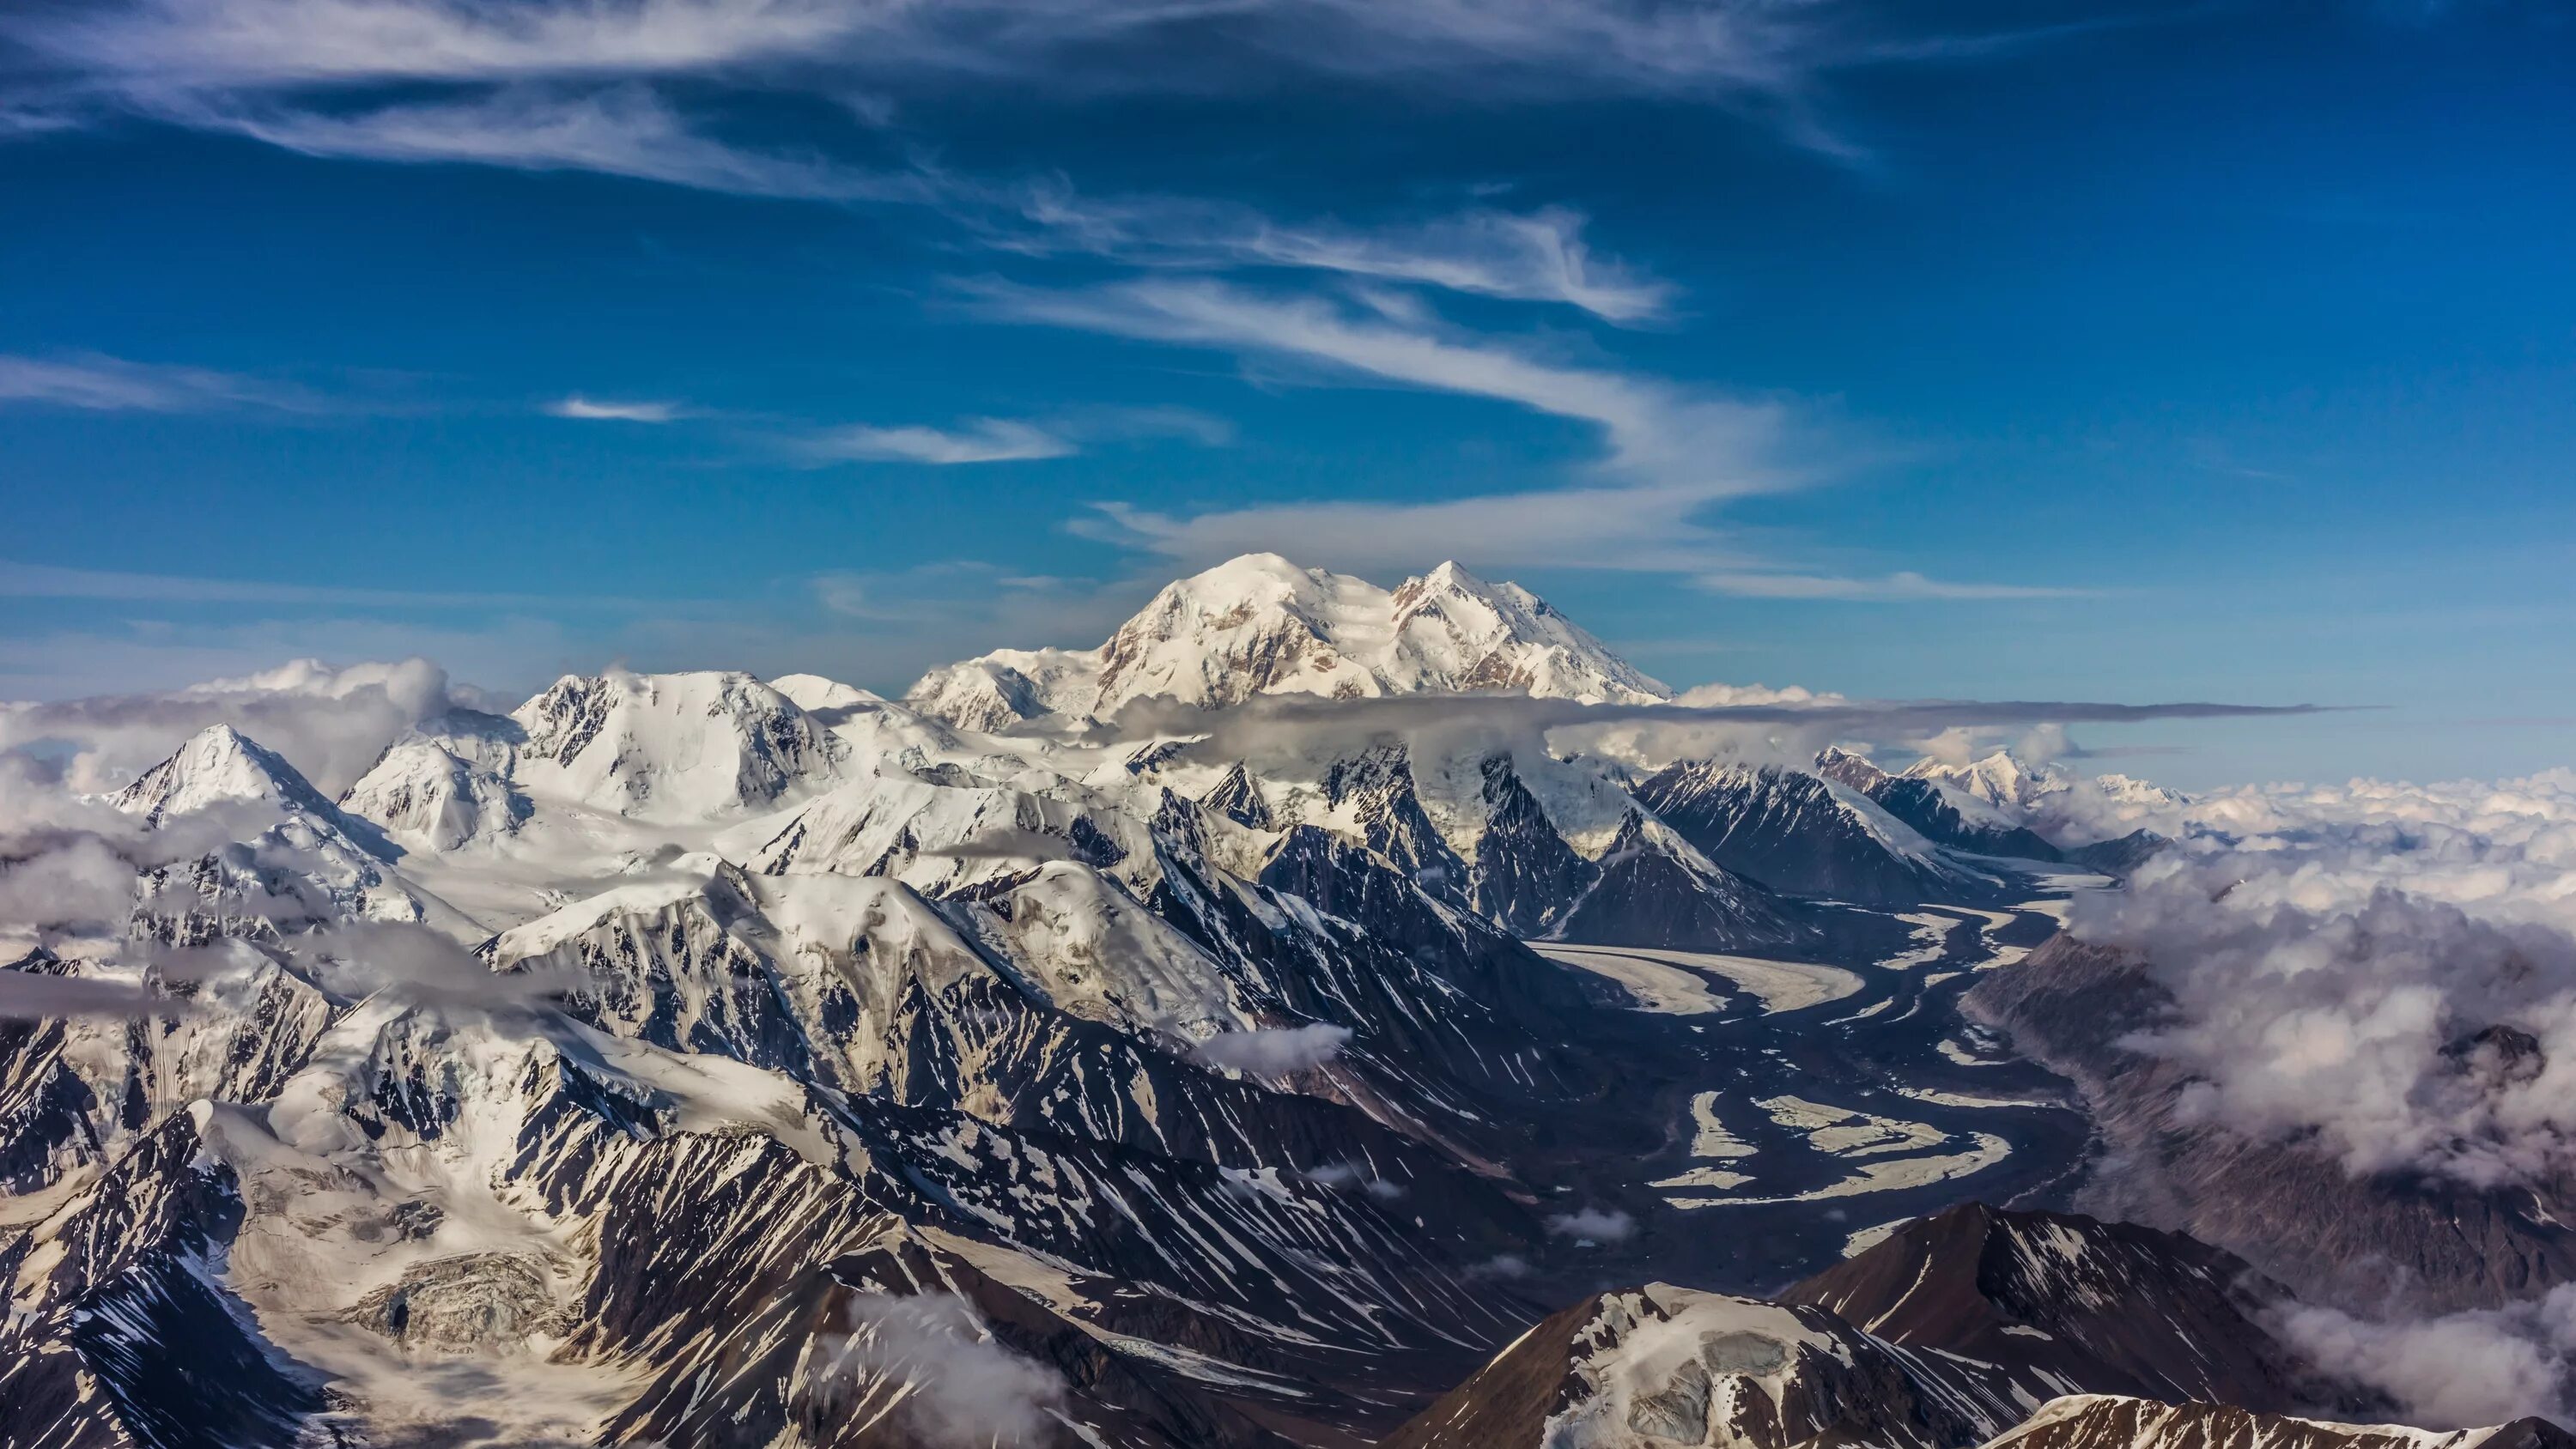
[904,553,1669,731]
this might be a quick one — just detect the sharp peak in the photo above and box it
[117,720,340,819]
[1406,559,1490,588]
[169,722,300,774]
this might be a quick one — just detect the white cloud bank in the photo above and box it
[2275,1285,2576,1428]
[0,657,459,795]
[2069,770,2576,1191]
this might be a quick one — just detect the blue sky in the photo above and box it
[2,0,2570,786]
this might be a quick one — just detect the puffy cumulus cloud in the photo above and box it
[1,656,456,795]
[2275,1284,2576,1428]
[1191,1022,1352,1076]
[813,1292,1063,1448]
[2069,770,2576,1190]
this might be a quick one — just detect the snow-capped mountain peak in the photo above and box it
[1904,749,2063,812]
[508,669,847,820]
[338,737,531,852]
[903,552,1668,731]
[108,723,343,826]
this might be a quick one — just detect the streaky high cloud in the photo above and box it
[158,84,925,202]
[5,0,1899,104]
[0,0,2016,225]
[0,351,319,413]
[802,406,1230,466]
[1075,484,1759,578]
[9,0,873,88]
[546,394,680,421]
[986,280,2057,596]
[1697,569,2091,601]
[807,417,1077,465]
[0,560,659,612]
[977,276,1777,486]
[1002,192,1675,323]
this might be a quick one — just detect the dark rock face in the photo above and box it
[1547,810,1809,954]
[1633,761,1992,904]
[1319,747,1473,906]
[1965,936,2576,1315]
[1199,761,1276,828]
[1467,755,1599,937]
[1783,1203,2351,1414]
[1865,776,2069,864]
[0,1113,326,1449]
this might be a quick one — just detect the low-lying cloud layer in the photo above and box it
[1067,686,2332,777]
[2069,771,2576,1191]
[0,656,457,796]
[2275,1284,2576,1428]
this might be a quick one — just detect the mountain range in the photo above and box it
[0,553,2561,1449]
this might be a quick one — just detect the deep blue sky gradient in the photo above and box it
[2,0,2570,785]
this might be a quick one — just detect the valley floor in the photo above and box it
[1510,875,2104,1300]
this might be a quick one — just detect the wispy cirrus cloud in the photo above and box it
[1074,487,1759,578]
[6,0,872,88]
[0,351,322,413]
[0,0,2190,229]
[155,84,928,203]
[807,417,1077,465]
[0,560,663,611]
[986,277,2057,597]
[1696,569,2092,601]
[545,394,683,422]
[999,192,1676,324]
[800,405,1229,466]
[973,276,1780,485]
[4,0,1857,105]
[116,83,1680,322]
